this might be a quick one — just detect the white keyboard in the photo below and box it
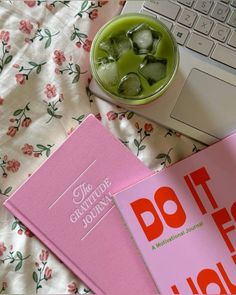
[142,0,236,70]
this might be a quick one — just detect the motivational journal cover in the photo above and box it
[114,133,236,294]
[4,115,157,295]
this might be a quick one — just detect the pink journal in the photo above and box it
[114,133,236,294]
[4,115,157,294]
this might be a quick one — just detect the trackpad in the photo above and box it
[171,68,236,139]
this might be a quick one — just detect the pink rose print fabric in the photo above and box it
[19,20,34,34]
[0,1,202,294]
[0,242,6,256]
[44,84,57,99]
[53,50,66,66]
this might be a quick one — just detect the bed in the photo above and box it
[0,1,203,293]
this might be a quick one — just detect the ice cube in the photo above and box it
[114,33,131,56]
[139,55,167,85]
[118,73,142,97]
[99,39,119,60]
[99,32,131,60]
[97,58,119,86]
[127,24,162,55]
[131,28,153,52]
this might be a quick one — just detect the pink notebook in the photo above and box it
[114,133,236,294]
[4,115,157,294]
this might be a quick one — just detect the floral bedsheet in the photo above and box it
[0,1,204,294]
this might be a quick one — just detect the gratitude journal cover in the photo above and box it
[4,115,157,295]
[114,133,236,294]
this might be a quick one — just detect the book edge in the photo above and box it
[113,133,235,198]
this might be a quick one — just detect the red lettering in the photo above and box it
[185,167,218,215]
[197,268,227,294]
[171,278,199,294]
[190,167,218,210]
[187,277,199,294]
[171,285,180,294]
[171,259,236,294]
[231,202,236,222]
[217,262,236,293]
[184,175,207,215]
[130,198,163,241]
[154,187,186,229]
[212,208,236,253]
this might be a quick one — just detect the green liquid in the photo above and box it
[92,14,178,103]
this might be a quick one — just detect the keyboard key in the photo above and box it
[228,30,236,47]
[177,0,194,7]
[211,3,230,22]
[211,23,230,42]
[160,17,173,30]
[186,33,214,56]
[172,25,190,44]
[231,0,236,8]
[140,8,157,18]
[194,0,213,15]
[194,16,214,35]
[227,10,236,28]
[211,44,236,68]
[178,8,197,27]
[144,0,181,20]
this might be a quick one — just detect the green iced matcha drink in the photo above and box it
[90,13,179,105]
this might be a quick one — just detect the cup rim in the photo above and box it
[90,13,179,106]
